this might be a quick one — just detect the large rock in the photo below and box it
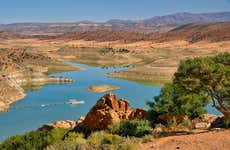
[75,93,147,133]
[39,120,76,131]
[193,114,224,129]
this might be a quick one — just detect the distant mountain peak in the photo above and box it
[0,12,229,35]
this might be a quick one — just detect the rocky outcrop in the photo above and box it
[0,48,75,111]
[192,114,225,129]
[39,120,76,131]
[75,93,147,133]
[0,74,26,111]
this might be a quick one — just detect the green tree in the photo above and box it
[147,83,209,121]
[174,53,230,120]
[108,119,151,137]
[148,53,230,122]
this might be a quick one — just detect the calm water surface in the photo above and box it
[0,62,219,141]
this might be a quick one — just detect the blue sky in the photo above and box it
[0,0,230,23]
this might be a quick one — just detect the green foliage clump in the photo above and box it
[45,132,87,150]
[147,83,209,120]
[87,131,139,150]
[148,52,230,122]
[174,53,230,120]
[109,119,151,137]
[88,131,122,146]
[0,131,50,150]
[0,128,69,150]
[0,129,140,150]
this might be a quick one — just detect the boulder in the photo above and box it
[39,120,76,131]
[75,93,147,133]
[195,122,211,129]
[128,108,147,119]
[193,114,224,129]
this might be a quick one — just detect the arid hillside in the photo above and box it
[57,30,148,42]
[0,48,80,111]
[151,22,230,43]
[0,31,26,40]
[54,22,230,43]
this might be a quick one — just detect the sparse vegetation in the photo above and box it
[0,129,141,150]
[0,128,69,150]
[108,119,152,137]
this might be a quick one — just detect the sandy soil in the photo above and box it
[139,130,230,150]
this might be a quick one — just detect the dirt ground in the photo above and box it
[139,130,230,150]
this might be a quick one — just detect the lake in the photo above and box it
[0,62,219,141]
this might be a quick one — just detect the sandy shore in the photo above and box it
[88,85,119,93]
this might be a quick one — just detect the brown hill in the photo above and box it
[56,22,230,43]
[151,22,230,43]
[57,30,149,42]
[0,31,27,40]
[0,48,53,73]
[0,12,229,35]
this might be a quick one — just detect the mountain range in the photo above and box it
[0,12,229,35]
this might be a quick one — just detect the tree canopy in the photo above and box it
[148,53,230,121]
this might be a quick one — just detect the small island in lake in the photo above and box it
[88,84,119,93]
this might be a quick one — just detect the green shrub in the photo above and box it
[109,119,151,137]
[45,141,77,150]
[224,120,230,128]
[88,131,122,145]
[0,128,70,150]
[180,116,193,129]
[0,131,52,150]
[63,132,86,143]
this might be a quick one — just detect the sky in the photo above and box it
[0,0,230,23]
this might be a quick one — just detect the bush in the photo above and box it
[0,131,52,150]
[88,131,122,145]
[109,119,151,137]
[0,128,70,150]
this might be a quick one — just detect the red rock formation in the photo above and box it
[75,93,147,133]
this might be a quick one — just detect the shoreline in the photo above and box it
[0,76,75,112]
[0,62,81,112]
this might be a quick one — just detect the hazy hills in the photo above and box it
[55,22,230,43]
[0,12,229,35]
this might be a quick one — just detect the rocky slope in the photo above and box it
[0,48,75,111]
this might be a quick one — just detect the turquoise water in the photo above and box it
[0,62,160,141]
[0,62,219,141]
